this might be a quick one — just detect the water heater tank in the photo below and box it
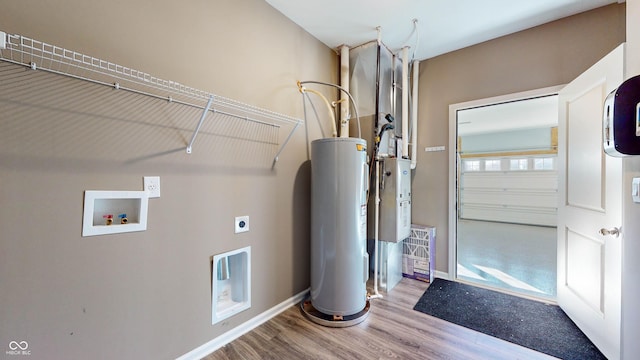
[310,137,369,317]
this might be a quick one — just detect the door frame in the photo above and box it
[447,85,565,281]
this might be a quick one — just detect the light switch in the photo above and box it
[425,146,446,152]
[633,178,640,203]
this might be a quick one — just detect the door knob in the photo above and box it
[599,227,620,237]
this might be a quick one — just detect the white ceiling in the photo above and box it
[457,95,559,136]
[266,0,619,60]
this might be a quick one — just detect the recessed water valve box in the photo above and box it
[603,75,640,156]
[212,246,251,324]
[82,190,149,236]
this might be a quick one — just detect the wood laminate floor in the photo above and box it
[203,278,557,359]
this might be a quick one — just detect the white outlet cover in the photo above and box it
[235,216,249,233]
[143,176,161,198]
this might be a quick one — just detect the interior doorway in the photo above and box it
[448,87,561,300]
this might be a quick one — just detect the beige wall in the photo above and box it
[0,1,336,359]
[1,1,634,358]
[414,3,626,274]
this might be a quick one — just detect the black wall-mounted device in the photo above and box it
[603,75,640,156]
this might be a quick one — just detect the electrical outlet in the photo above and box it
[143,176,161,198]
[0,32,6,50]
[235,216,249,233]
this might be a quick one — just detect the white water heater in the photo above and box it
[310,137,369,318]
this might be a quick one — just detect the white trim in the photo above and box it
[448,105,458,280]
[176,288,310,360]
[433,270,450,280]
[448,85,565,279]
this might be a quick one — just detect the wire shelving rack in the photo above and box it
[0,31,302,167]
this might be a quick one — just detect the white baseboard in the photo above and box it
[434,270,450,280]
[176,288,310,360]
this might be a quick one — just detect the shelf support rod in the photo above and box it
[272,121,301,169]
[186,95,214,154]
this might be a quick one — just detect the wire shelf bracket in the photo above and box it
[272,121,301,168]
[186,95,215,154]
[0,31,303,166]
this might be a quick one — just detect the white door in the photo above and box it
[557,44,624,360]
